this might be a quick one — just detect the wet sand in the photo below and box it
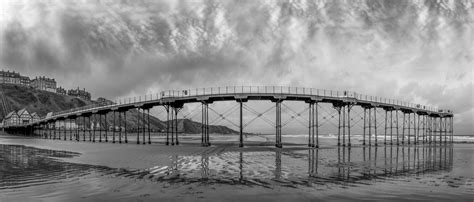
[0,134,473,201]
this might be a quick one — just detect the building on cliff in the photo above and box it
[31,76,57,92]
[0,70,21,85]
[67,87,91,100]
[56,86,67,95]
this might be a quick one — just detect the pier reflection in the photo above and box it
[313,144,454,183]
[0,143,454,190]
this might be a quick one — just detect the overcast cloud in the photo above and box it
[0,0,472,134]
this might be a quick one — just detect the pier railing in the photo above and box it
[160,86,444,112]
[47,86,448,120]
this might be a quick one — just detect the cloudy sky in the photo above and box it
[0,0,472,134]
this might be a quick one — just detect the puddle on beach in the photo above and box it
[0,143,473,200]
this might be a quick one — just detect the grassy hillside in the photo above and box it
[0,84,91,118]
[0,84,237,134]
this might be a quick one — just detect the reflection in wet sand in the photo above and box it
[0,143,464,200]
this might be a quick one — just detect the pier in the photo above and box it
[2,86,454,147]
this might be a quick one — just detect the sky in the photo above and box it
[0,0,472,135]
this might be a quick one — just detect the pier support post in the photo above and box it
[313,102,318,148]
[69,119,73,141]
[88,116,92,142]
[336,106,341,146]
[137,109,141,144]
[439,117,442,144]
[148,109,151,144]
[53,121,57,140]
[170,107,174,145]
[363,108,366,146]
[113,111,116,143]
[99,114,102,142]
[451,116,454,144]
[93,115,96,142]
[76,117,79,141]
[201,103,205,146]
[402,112,406,145]
[347,104,352,147]
[444,117,447,144]
[275,100,282,148]
[408,112,411,145]
[396,110,399,145]
[315,102,320,148]
[432,116,436,144]
[342,105,346,147]
[384,109,387,145]
[174,107,179,145]
[119,112,122,144]
[48,123,51,139]
[201,103,210,146]
[428,116,431,144]
[105,113,108,142]
[83,116,86,141]
[413,113,416,145]
[374,107,377,146]
[165,105,169,145]
[124,111,128,143]
[143,108,146,145]
[206,104,210,146]
[240,101,244,147]
[368,107,372,146]
[390,110,393,145]
[421,115,425,144]
[308,102,313,147]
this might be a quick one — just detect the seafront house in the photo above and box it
[17,108,32,124]
[3,111,19,126]
[2,109,42,126]
[31,112,41,122]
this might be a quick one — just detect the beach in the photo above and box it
[0,134,473,201]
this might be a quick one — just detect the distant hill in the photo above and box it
[0,84,237,134]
